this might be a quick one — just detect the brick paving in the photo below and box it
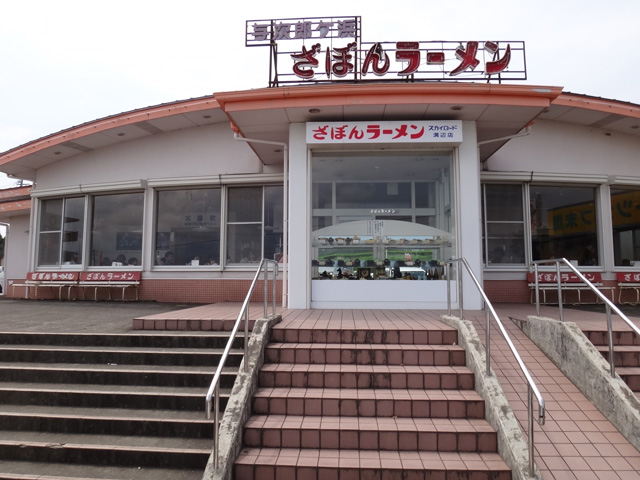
[1,297,639,478]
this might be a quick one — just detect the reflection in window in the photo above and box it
[37,197,85,267]
[531,185,599,266]
[155,189,221,266]
[90,193,144,266]
[483,184,525,265]
[611,187,640,266]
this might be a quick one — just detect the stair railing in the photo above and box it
[205,258,278,468]
[531,258,640,378]
[446,257,545,476]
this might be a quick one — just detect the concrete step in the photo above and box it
[0,362,237,388]
[618,367,640,390]
[258,364,474,390]
[0,405,213,438]
[0,382,226,410]
[243,415,497,452]
[264,343,466,366]
[596,345,640,367]
[582,329,640,346]
[0,344,243,367]
[0,431,210,470]
[0,331,245,349]
[234,447,511,480]
[270,327,458,345]
[252,387,485,418]
[0,460,205,480]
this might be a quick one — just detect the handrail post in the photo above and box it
[446,262,452,316]
[272,262,277,316]
[485,306,491,376]
[244,308,249,372]
[263,263,268,318]
[556,261,564,322]
[213,382,220,468]
[528,386,534,476]
[458,261,463,320]
[534,263,540,316]
[606,303,616,378]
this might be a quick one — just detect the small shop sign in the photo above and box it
[306,120,462,144]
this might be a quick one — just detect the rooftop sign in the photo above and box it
[246,17,526,87]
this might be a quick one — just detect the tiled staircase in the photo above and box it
[583,328,640,395]
[234,322,512,479]
[0,331,244,480]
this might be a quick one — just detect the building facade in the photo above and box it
[1,83,639,309]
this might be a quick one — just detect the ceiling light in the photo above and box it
[631,125,640,129]
[203,115,212,119]
[309,108,320,114]
[450,105,463,111]
[54,151,62,155]
[274,149,283,153]
[117,133,126,137]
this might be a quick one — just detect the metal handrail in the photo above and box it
[446,257,545,476]
[531,258,640,378]
[205,258,278,468]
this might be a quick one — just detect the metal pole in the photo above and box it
[458,261,463,320]
[485,306,491,376]
[272,263,277,316]
[528,386,534,476]
[556,261,564,322]
[606,303,616,378]
[214,383,220,468]
[263,262,268,318]
[244,308,249,372]
[446,262,451,316]
[534,263,540,316]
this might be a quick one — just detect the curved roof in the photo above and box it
[1,83,639,180]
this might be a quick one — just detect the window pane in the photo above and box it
[62,197,85,265]
[415,182,434,208]
[485,184,523,221]
[37,199,63,266]
[155,189,221,266]
[90,193,144,266]
[228,187,262,222]
[531,185,598,265]
[486,224,526,264]
[227,224,262,263]
[611,187,640,266]
[313,183,332,209]
[39,198,62,232]
[37,232,61,266]
[264,186,284,260]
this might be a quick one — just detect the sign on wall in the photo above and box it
[246,16,526,87]
[306,120,463,144]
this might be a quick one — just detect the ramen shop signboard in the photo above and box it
[246,16,526,87]
[306,121,463,144]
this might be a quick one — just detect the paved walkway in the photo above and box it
[1,297,639,478]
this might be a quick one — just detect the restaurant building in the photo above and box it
[1,18,639,309]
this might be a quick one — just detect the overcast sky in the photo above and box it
[0,0,639,193]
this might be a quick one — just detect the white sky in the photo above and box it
[0,0,639,194]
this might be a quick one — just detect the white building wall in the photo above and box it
[35,123,266,190]
[457,121,483,309]
[4,214,31,283]
[287,123,309,309]
[486,119,640,176]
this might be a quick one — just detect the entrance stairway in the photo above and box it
[0,331,244,480]
[583,328,640,396]
[234,322,512,479]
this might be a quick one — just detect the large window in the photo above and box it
[155,188,222,266]
[483,184,525,265]
[90,193,144,266]
[482,183,601,267]
[226,186,283,264]
[37,197,85,267]
[611,186,640,266]
[531,185,599,266]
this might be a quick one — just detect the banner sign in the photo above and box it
[306,120,463,144]
[246,17,526,87]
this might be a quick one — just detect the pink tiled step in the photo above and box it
[264,343,466,366]
[258,364,474,390]
[583,329,640,346]
[243,415,497,452]
[270,327,458,345]
[234,447,512,480]
[596,345,640,367]
[252,387,485,418]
